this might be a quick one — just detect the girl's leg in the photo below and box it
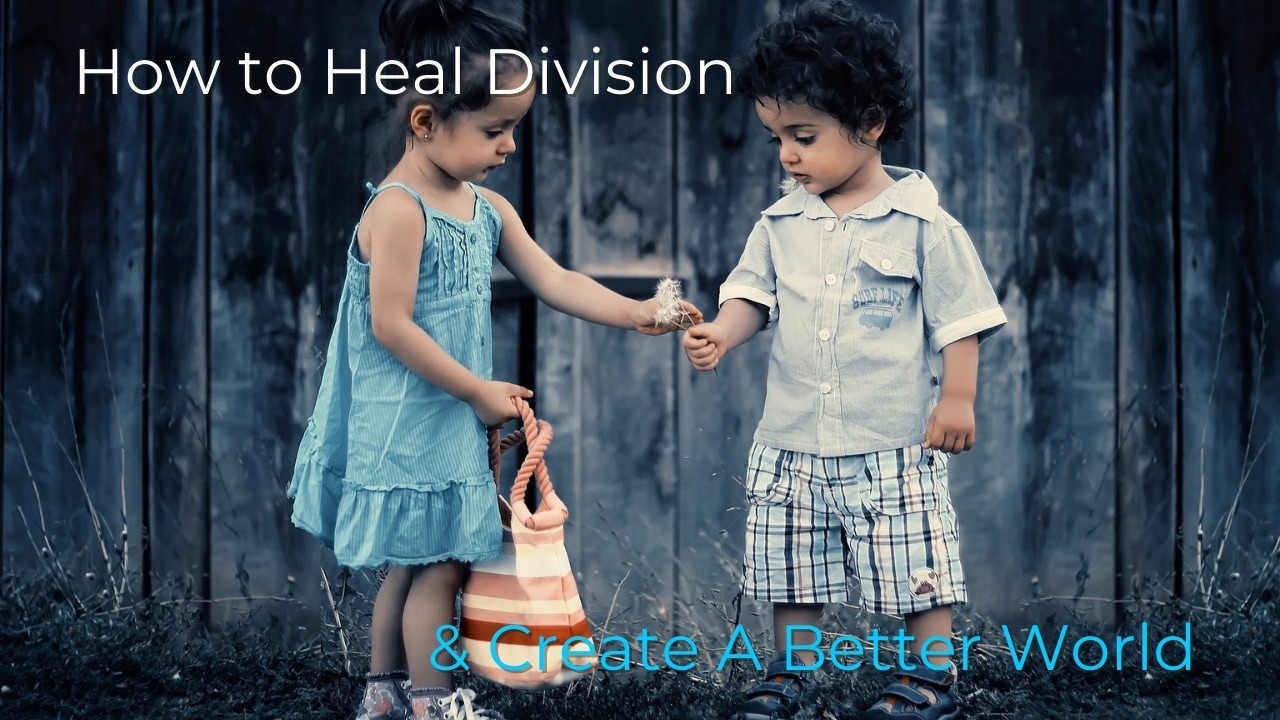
[355,566,415,720]
[403,560,468,690]
[370,566,414,673]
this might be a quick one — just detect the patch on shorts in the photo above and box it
[908,567,939,597]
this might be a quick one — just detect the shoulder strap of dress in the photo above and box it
[365,181,432,224]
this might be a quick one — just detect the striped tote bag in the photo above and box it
[460,398,596,689]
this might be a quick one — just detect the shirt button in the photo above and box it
[824,274,837,286]
[818,328,831,341]
[819,383,832,394]
[823,220,835,231]
[880,258,893,271]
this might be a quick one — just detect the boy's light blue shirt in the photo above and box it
[719,166,1007,457]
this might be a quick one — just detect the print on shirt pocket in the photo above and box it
[854,240,917,332]
[863,448,943,516]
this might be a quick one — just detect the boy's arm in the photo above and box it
[683,299,769,372]
[924,335,979,453]
[483,188,701,333]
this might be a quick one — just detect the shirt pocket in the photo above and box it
[857,239,918,282]
[852,240,917,332]
[862,448,944,516]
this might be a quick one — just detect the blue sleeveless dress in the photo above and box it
[288,182,503,568]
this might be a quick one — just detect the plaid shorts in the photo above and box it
[742,443,966,615]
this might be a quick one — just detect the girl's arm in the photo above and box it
[924,335,979,453]
[481,188,701,333]
[364,192,531,425]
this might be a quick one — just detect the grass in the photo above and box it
[0,550,1276,720]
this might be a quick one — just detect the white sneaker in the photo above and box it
[410,688,505,720]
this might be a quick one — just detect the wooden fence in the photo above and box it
[2,0,1277,637]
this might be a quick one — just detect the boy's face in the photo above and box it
[755,98,882,200]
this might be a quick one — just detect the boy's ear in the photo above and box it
[410,102,440,139]
[862,119,887,146]
[859,105,887,145]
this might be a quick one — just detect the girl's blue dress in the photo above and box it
[288,182,503,568]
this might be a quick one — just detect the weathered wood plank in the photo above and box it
[861,0,923,171]
[2,2,147,595]
[1116,0,1177,598]
[208,0,381,628]
[0,0,8,554]
[148,0,211,600]
[924,0,1116,620]
[672,0,778,648]
[528,0,580,589]
[529,0,678,638]
[1177,0,1280,599]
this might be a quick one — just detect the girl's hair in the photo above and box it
[736,0,914,145]
[378,0,530,142]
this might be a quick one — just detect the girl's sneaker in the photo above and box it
[409,687,506,720]
[355,671,412,720]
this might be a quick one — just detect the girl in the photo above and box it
[287,2,701,719]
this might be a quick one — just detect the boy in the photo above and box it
[684,2,1006,718]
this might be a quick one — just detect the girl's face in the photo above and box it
[424,82,536,184]
[755,98,884,200]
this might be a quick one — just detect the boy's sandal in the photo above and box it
[859,656,960,720]
[728,653,816,720]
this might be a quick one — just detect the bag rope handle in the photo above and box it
[487,397,569,531]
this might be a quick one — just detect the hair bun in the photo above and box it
[379,0,475,61]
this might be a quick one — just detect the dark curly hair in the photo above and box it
[736,0,914,145]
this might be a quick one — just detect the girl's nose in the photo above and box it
[779,147,798,164]
[499,135,516,155]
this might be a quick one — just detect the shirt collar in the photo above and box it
[760,166,939,221]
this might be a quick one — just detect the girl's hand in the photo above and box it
[467,381,534,427]
[683,322,726,371]
[924,395,976,453]
[631,298,704,336]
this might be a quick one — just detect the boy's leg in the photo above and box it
[842,447,962,719]
[730,603,822,720]
[773,602,824,667]
[904,605,954,662]
[732,444,844,719]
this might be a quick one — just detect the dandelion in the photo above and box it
[654,277,695,327]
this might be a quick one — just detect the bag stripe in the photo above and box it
[460,617,592,646]
[459,593,584,615]
[457,605,586,627]
[465,570,577,597]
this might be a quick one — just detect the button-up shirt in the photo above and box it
[719,166,1007,456]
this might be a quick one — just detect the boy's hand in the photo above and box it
[631,297,704,336]
[683,322,726,371]
[467,381,533,427]
[924,395,976,453]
